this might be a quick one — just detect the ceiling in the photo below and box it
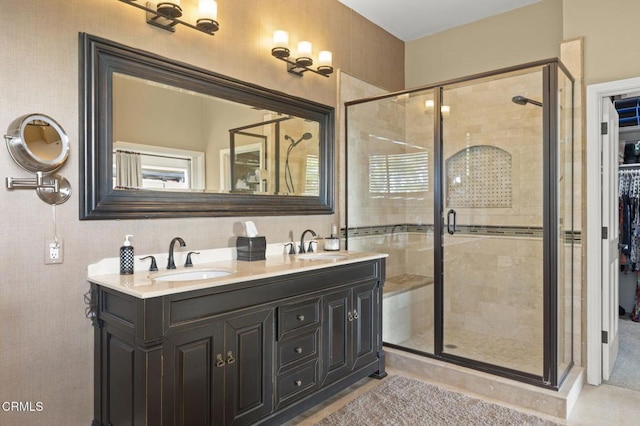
[337,0,541,41]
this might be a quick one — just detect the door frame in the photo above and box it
[586,76,640,385]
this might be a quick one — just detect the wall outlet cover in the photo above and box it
[45,239,63,264]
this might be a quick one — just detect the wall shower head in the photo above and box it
[285,132,313,147]
[511,95,542,107]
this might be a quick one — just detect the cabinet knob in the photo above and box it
[295,347,303,354]
[226,351,235,365]
[216,354,225,367]
[353,310,359,320]
[295,380,302,387]
[297,314,305,322]
[348,312,354,322]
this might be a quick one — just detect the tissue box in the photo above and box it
[236,236,266,261]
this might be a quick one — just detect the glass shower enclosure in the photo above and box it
[345,59,574,388]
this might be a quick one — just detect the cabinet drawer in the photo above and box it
[276,360,319,408]
[277,297,320,340]
[278,329,319,370]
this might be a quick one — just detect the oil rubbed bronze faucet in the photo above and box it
[299,229,317,254]
[167,237,186,269]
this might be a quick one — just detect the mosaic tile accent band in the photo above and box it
[344,224,581,243]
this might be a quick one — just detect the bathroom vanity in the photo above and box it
[87,249,386,425]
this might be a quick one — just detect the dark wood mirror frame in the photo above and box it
[79,33,334,219]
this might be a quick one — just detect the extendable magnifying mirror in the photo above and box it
[5,113,72,205]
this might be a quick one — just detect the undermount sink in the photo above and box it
[151,268,233,282]
[296,253,347,261]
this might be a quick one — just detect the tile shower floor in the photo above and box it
[384,274,542,375]
[397,328,542,375]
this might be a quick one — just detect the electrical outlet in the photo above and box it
[45,239,63,265]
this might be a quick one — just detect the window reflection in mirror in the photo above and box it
[112,73,320,196]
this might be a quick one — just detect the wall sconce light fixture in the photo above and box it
[271,31,333,77]
[117,0,220,36]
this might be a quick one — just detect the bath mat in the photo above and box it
[315,375,559,426]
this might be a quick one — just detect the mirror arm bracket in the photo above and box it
[7,171,59,191]
[5,171,72,205]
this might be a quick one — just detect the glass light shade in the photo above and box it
[318,51,332,67]
[441,105,451,116]
[297,41,312,57]
[273,30,289,48]
[199,0,217,20]
[425,99,434,109]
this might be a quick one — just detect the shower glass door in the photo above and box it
[345,88,436,355]
[440,66,545,376]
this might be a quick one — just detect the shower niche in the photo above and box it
[345,59,575,389]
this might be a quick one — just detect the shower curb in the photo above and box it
[385,347,584,419]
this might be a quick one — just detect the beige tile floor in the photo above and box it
[286,368,640,425]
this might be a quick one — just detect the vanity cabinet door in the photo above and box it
[164,307,274,426]
[321,279,380,386]
[352,280,379,370]
[224,308,274,425]
[321,287,352,385]
[164,323,225,426]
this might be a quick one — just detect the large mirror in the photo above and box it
[80,33,334,219]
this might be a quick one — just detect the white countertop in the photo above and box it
[87,244,387,299]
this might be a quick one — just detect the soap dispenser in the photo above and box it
[120,235,134,275]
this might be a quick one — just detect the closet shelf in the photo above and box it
[620,125,640,140]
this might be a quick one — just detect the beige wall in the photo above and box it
[0,1,403,424]
[563,0,640,86]
[405,0,563,88]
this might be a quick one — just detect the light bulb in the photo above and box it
[273,30,289,47]
[199,0,217,20]
[297,41,312,57]
[318,51,332,67]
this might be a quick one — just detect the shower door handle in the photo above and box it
[447,209,457,235]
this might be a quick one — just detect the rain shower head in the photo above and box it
[511,95,542,107]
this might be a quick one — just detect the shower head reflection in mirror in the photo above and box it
[284,132,314,194]
[4,113,72,205]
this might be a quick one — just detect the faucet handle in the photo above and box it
[185,251,200,267]
[140,256,158,272]
[307,240,317,253]
[284,242,296,255]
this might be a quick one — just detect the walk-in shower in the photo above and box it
[345,59,574,388]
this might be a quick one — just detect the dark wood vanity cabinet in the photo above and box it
[90,258,385,426]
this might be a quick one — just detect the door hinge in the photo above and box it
[602,330,608,344]
[602,227,608,239]
[601,122,608,135]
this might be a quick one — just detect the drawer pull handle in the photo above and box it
[295,380,302,387]
[295,347,303,354]
[297,314,305,321]
[353,310,359,320]
[216,354,225,367]
[226,351,235,365]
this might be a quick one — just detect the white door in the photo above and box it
[602,97,620,380]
